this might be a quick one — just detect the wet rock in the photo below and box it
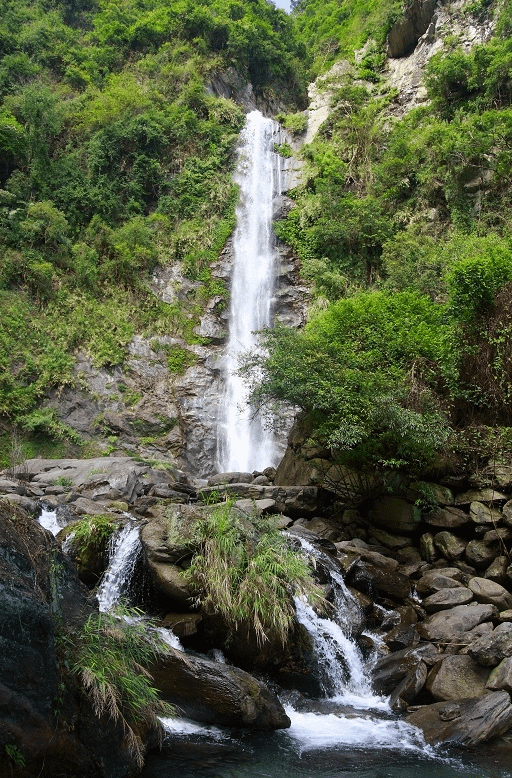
[468,577,512,611]
[426,655,489,701]
[467,624,512,667]
[151,649,291,730]
[389,661,427,710]
[422,587,474,613]
[484,556,509,586]
[348,559,411,602]
[372,644,439,695]
[72,496,109,516]
[160,613,202,638]
[416,603,498,643]
[384,623,420,651]
[406,691,512,746]
[433,531,466,561]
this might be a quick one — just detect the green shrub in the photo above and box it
[182,500,323,645]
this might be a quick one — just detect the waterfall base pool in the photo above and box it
[140,714,512,778]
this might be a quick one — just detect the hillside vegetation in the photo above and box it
[250,0,512,481]
[0,0,307,462]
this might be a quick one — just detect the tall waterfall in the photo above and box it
[217,110,282,473]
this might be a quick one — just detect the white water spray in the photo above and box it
[217,110,282,473]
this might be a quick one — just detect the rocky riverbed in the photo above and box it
[4,454,512,774]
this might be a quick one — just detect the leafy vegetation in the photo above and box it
[183,499,323,645]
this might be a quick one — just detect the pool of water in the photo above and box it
[141,706,512,778]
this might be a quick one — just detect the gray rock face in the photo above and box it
[387,0,437,58]
[406,691,512,746]
[151,649,291,730]
[426,655,489,701]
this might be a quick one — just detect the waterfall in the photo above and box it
[96,522,141,612]
[217,110,282,473]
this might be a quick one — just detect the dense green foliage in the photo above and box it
[183,500,322,645]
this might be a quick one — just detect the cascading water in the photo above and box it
[96,522,141,612]
[38,506,62,536]
[216,110,283,473]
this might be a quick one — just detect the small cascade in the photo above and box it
[38,506,62,536]
[96,522,141,612]
[294,597,374,700]
[217,110,283,473]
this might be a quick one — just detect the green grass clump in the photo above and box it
[68,515,119,573]
[70,608,173,767]
[183,501,323,646]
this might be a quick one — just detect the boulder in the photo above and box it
[348,559,411,602]
[420,532,437,562]
[433,531,466,560]
[424,506,470,529]
[389,661,428,711]
[469,501,502,525]
[0,493,39,514]
[456,489,508,506]
[151,650,291,730]
[406,691,512,746]
[367,527,411,549]
[467,624,512,667]
[426,655,489,701]
[372,645,439,695]
[468,577,512,611]
[416,603,498,643]
[487,657,512,693]
[208,472,254,486]
[384,624,420,651]
[416,569,464,597]
[485,556,508,585]
[369,497,421,534]
[422,587,473,613]
[465,539,499,569]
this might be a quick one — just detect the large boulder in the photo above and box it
[417,603,498,643]
[467,623,512,667]
[426,655,489,701]
[151,650,291,730]
[406,691,512,746]
[468,577,512,611]
[368,497,421,534]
